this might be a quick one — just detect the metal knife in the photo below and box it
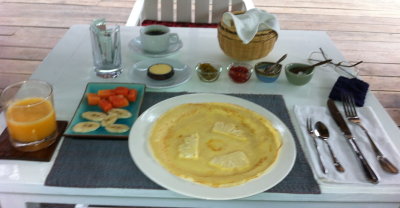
[327,99,379,184]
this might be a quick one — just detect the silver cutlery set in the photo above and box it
[307,94,398,184]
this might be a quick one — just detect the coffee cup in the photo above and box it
[140,25,179,53]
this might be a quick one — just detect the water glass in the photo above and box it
[90,19,122,78]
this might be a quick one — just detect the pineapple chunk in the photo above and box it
[209,151,249,170]
[178,133,199,159]
[212,121,246,141]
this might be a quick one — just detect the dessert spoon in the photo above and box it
[314,121,345,172]
[268,54,287,74]
[291,59,332,74]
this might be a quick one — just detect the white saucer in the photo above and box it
[130,58,192,89]
[128,37,183,58]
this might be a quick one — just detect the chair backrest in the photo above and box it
[126,0,254,26]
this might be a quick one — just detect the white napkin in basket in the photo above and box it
[294,105,400,185]
[222,8,279,44]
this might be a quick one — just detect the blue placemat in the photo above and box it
[45,92,320,194]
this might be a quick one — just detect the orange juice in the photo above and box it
[6,97,57,143]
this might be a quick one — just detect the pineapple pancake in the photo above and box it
[149,102,282,187]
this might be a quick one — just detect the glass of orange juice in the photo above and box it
[0,80,58,152]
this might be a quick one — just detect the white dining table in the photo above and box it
[0,25,399,208]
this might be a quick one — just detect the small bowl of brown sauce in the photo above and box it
[196,62,222,82]
[147,63,174,80]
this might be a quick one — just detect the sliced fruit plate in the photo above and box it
[64,82,145,139]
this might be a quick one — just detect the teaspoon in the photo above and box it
[267,54,287,74]
[290,59,332,74]
[314,121,345,172]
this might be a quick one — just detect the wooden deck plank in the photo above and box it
[340,50,400,64]
[98,1,134,7]
[375,91,400,108]
[328,31,400,43]
[2,0,100,5]
[0,59,40,74]
[0,4,132,27]
[15,27,68,37]
[0,27,68,48]
[385,108,400,126]
[362,76,400,92]
[357,63,400,77]
[0,17,125,28]
[0,73,31,89]
[0,26,18,35]
[0,3,132,17]
[335,40,400,52]
[254,0,400,10]
[276,13,400,26]
[256,1,400,17]
[0,46,50,60]
[261,7,400,19]
[278,20,400,33]
[2,0,134,7]
[0,34,61,48]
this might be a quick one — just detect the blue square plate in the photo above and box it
[64,82,145,139]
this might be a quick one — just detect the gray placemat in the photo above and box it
[45,92,320,194]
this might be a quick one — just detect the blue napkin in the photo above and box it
[329,76,369,107]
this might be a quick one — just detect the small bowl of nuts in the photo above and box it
[196,62,222,82]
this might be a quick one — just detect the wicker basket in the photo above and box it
[218,12,278,61]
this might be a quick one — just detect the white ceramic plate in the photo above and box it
[130,58,192,89]
[128,93,297,200]
[128,37,183,58]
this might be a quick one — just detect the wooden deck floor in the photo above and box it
[0,0,399,126]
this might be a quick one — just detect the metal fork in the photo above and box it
[342,94,399,174]
[306,117,327,174]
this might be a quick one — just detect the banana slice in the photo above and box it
[108,108,132,119]
[73,121,100,133]
[101,114,118,127]
[82,111,107,121]
[105,124,130,133]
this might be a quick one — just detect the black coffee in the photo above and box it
[145,30,166,36]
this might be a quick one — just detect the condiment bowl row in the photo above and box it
[195,61,317,85]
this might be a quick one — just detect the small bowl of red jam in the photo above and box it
[228,63,253,83]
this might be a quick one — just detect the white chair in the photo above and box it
[126,0,255,27]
